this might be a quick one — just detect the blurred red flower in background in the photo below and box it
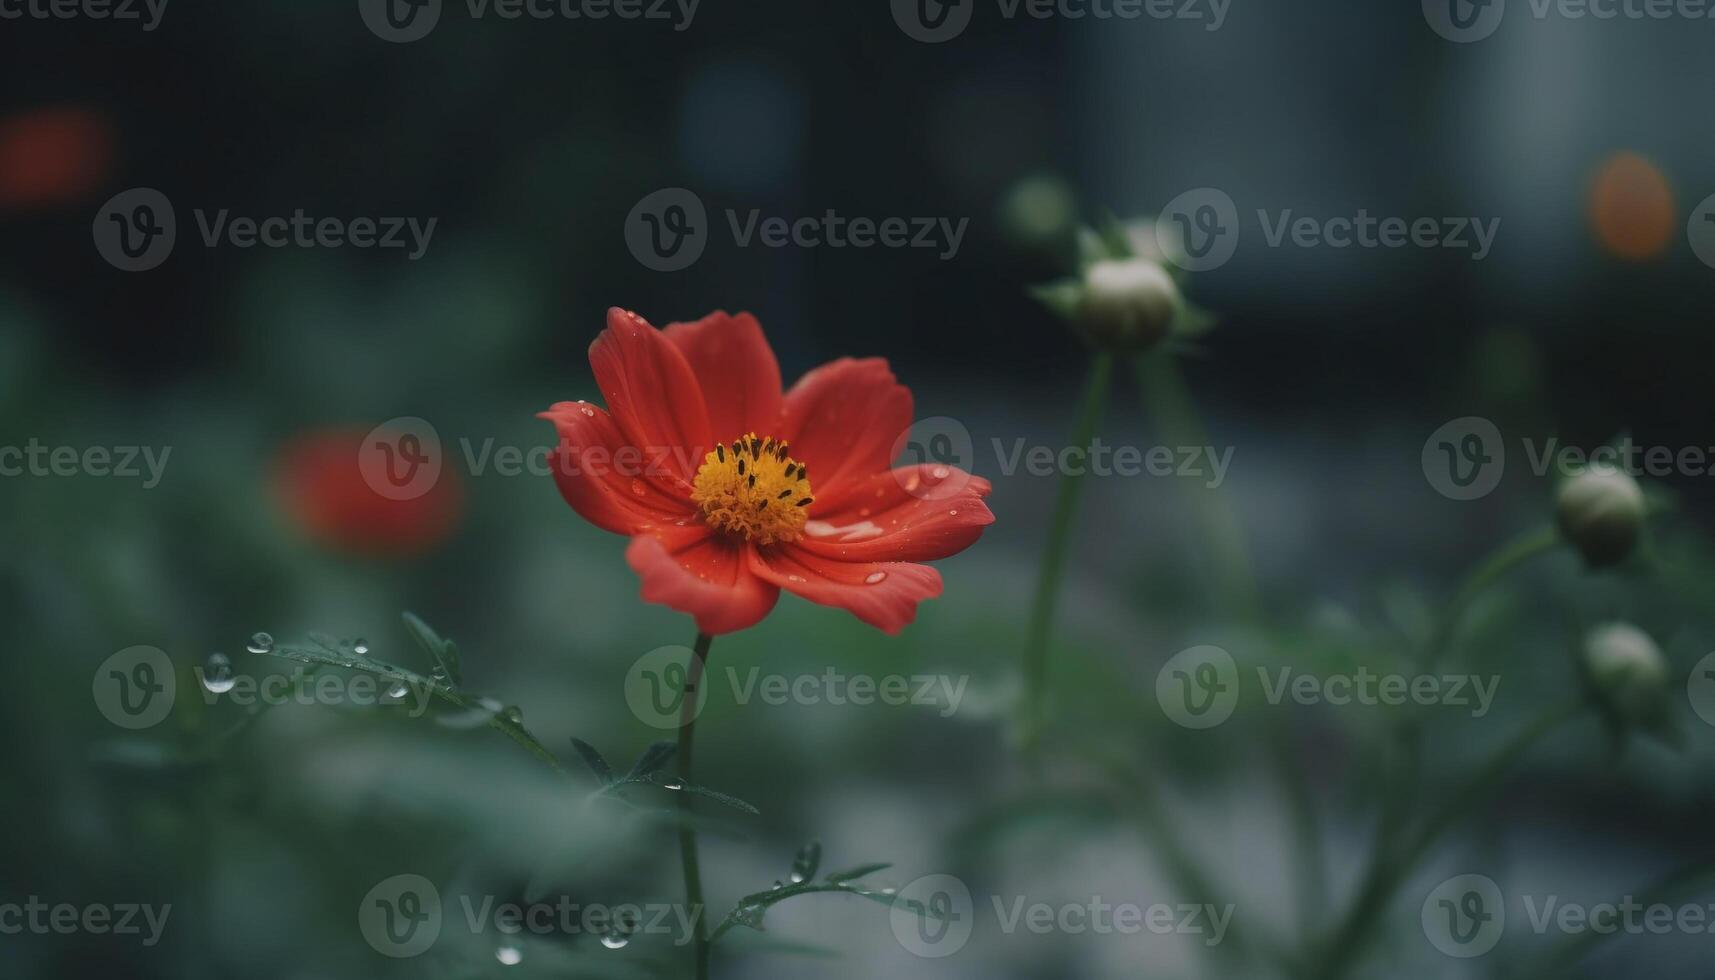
[0,106,115,211]
[271,426,463,558]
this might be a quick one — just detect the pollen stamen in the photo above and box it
[690,431,814,545]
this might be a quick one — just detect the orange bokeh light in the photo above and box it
[1588,151,1675,262]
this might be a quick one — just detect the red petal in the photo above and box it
[627,530,781,635]
[779,358,913,496]
[750,546,942,635]
[589,308,711,483]
[663,311,784,441]
[539,401,695,535]
[798,464,994,563]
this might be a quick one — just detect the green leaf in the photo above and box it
[402,611,462,687]
[660,777,761,816]
[569,738,614,785]
[825,863,891,883]
[625,741,677,781]
[707,864,912,946]
[1028,278,1083,323]
[257,629,563,773]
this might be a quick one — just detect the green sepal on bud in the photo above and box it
[1029,218,1215,353]
[1580,622,1673,739]
[1555,467,1646,567]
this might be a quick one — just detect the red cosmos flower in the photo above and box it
[540,309,995,635]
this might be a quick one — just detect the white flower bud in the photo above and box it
[1583,622,1668,725]
[1555,468,1645,567]
[1078,258,1181,352]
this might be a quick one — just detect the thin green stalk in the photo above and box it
[1426,525,1560,670]
[1315,697,1585,980]
[677,632,713,980]
[1134,352,1258,620]
[1020,352,1114,753]
[1133,353,1322,939]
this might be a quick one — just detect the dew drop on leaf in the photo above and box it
[246,632,273,655]
[495,945,523,966]
[599,933,630,950]
[201,653,235,694]
[790,840,822,883]
[353,638,369,655]
[502,705,523,724]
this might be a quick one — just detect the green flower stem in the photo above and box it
[1133,351,1258,620]
[1315,697,1585,980]
[1133,352,1322,938]
[1020,351,1115,753]
[677,631,714,980]
[1361,525,1562,949]
[1425,525,1561,669]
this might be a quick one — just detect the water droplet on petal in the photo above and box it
[495,945,523,966]
[201,653,236,694]
[629,479,647,497]
[580,406,595,417]
[864,571,888,585]
[931,465,950,479]
[787,574,807,584]
[948,509,959,516]
[246,632,273,655]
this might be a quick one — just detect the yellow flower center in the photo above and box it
[690,433,814,545]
